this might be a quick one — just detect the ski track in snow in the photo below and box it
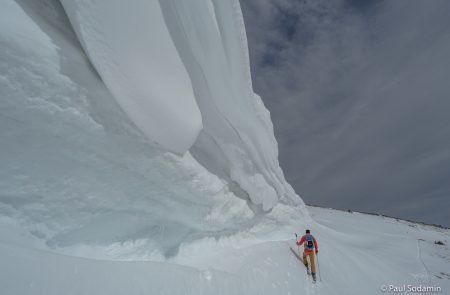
[417,239,431,283]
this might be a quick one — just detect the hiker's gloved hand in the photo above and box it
[315,250,318,255]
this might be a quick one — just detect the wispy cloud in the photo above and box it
[241,0,450,226]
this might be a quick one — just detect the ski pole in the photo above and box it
[316,252,322,282]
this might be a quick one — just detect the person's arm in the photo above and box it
[297,235,305,246]
[313,237,318,253]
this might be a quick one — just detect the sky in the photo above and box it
[240,0,450,227]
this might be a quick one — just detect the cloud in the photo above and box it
[240,0,450,226]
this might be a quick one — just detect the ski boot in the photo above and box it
[304,262,311,275]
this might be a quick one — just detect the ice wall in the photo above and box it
[60,0,302,210]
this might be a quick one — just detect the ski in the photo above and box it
[289,247,316,283]
[289,247,311,274]
[289,247,302,263]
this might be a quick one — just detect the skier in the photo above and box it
[297,229,319,281]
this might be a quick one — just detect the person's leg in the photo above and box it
[302,251,308,268]
[308,252,316,274]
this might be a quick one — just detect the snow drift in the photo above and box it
[59,0,300,210]
[1,0,307,262]
[60,0,202,154]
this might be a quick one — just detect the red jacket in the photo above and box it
[297,235,318,252]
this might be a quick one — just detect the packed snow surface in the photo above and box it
[1,207,449,295]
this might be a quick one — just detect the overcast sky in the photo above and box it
[240,0,450,227]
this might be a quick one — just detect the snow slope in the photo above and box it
[1,207,449,295]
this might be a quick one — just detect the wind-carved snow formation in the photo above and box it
[60,0,202,154]
[0,0,307,262]
[60,0,301,211]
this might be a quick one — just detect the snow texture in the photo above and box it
[1,206,449,295]
[60,0,203,154]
